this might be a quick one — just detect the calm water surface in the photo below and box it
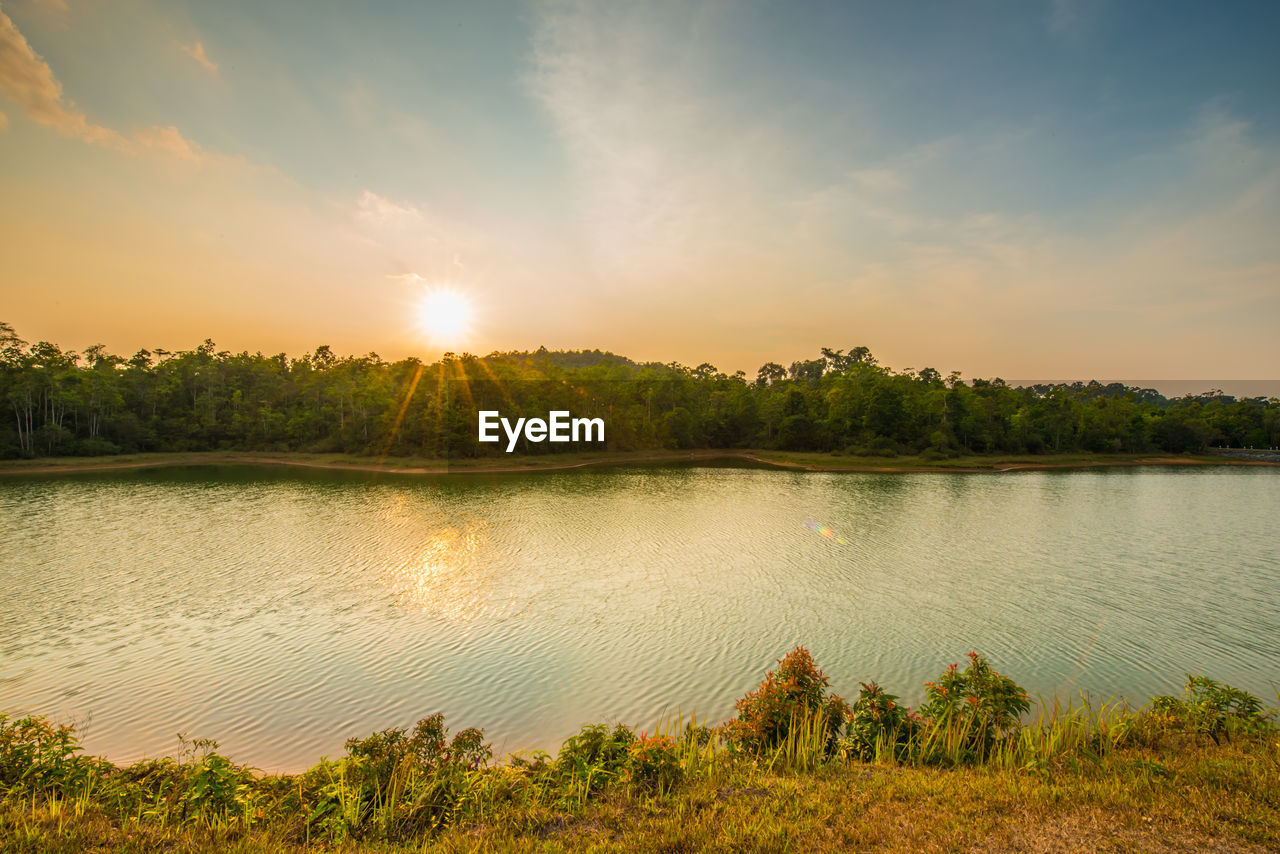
[1,464,1277,771]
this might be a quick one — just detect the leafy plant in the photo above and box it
[0,713,97,793]
[918,652,1029,762]
[1151,676,1273,743]
[181,750,256,821]
[625,733,683,791]
[342,713,489,783]
[724,646,849,756]
[301,713,491,841]
[842,681,920,762]
[554,723,635,794]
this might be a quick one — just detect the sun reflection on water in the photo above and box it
[388,520,522,622]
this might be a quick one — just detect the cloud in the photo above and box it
[0,110,7,130]
[525,0,934,296]
[848,169,903,193]
[528,1,781,279]
[134,124,204,162]
[0,7,127,147]
[127,122,222,167]
[524,1,1080,348]
[350,191,516,304]
[525,0,1278,376]
[180,40,217,74]
[0,9,216,165]
[355,190,425,230]
[1095,108,1280,305]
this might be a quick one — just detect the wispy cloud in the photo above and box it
[847,168,904,193]
[0,7,128,147]
[355,190,424,230]
[180,40,217,74]
[134,123,204,162]
[788,101,1280,373]
[0,8,215,164]
[527,1,778,280]
[352,190,498,287]
[0,110,8,130]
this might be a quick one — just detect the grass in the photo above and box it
[3,655,1277,852]
[430,737,1280,853]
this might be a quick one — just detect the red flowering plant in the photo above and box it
[842,681,920,762]
[919,651,1029,761]
[624,732,682,790]
[724,646,850,756]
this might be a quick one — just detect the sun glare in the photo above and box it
[417,288,474,347]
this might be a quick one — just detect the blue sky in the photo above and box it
[1,0,1277,378]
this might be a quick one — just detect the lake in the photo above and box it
[2,464,1277,772]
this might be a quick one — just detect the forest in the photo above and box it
[2,322,1276,460]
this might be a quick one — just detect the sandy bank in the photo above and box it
[2,450,1276,477]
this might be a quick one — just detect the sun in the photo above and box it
[416,288,474,347]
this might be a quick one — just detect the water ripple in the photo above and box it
[1,465,1277,771]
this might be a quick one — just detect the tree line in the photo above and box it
[2,322,1276,460]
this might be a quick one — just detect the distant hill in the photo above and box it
[484,348,638,370]
[1010,380,1280,400]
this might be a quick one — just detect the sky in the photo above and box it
[1,0,1278,380]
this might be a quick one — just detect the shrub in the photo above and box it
[724,646,849,755]
[842,681,920,762]
[303,713,490,841]
[343,713,489,784]
[0,712,97,793]
[625,733,682,790]
[554,723,635,791]
[918,652,1029,762]
[107,736,259,825]
[181,749,257,821]
[74,437,121,456]
[1151,676,1273,743]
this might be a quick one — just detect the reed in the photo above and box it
[763,709,832,774]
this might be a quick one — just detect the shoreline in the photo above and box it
[4,664,1276,851]
[1,449,1277,476]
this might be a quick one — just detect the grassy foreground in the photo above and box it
[3,650,1278,853]
[0,449,1267,477]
